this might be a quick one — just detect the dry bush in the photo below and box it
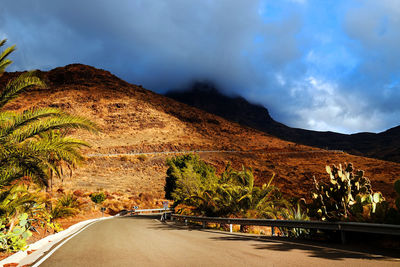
[137,155,147,162]
[106,194,115,200]
[56,188,65,194]
[138,192,152,202]
[103,199,124,212]
[73,190,84,197]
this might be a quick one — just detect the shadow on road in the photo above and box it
[146,219,400,262]
[116,214,163,220]
[213,235,396,261]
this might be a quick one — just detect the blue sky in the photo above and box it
[1,0,399,134]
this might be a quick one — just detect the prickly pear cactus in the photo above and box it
[0,213,32,252]
[311,163,384,221]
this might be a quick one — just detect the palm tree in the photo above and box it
[32,130,91,189]
[0,39,98,188]
[183,164,290,218]
[0,182,42,232]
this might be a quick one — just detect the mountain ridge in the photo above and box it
[165,82,400,163]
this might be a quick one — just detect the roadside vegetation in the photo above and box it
[0,39,99,253]
[165,154,290,218]
[165,154,400,236]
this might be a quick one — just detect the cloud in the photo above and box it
[0,0,399,134]
[287,76,385,133]
[340,0,400,131]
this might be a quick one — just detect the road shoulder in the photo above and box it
[0,216,113,267]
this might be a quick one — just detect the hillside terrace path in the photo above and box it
[87,149,344,157]
[34,216,399,267]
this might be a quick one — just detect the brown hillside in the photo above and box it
[166,83,400,163]
[2,64,400,202]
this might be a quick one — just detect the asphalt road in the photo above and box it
[37,216,399,267]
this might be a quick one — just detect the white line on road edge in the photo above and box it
[31,217,109,267]
[0,216,113,267]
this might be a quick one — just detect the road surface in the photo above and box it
[36,216,399,267]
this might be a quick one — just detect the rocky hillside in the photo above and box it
[2,64,400,201]
[166,83,400,163]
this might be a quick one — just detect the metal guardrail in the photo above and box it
[123,208,171,221]
[134,208,171,213]
[171,214,400,243]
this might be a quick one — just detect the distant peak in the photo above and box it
[47,63,126,87]
[49,63,112,77]
[190,81,219,94]
[165,83,276,129]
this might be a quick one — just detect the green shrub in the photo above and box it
[58,193,80,209]
[50,205,78,221]
[164,154,216,202]
[382,179,400,224]
[90,192,106,204]
[165,154,289,218]
[50,193,80,221]
[395,179,400,211]
[280,199,310,237]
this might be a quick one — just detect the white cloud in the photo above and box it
[288,76,385,133]
[275,73,286,86]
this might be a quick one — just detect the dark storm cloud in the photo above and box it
[2,0,283,89]
[0,0,399,133]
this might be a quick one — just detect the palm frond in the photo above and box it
[0,41,15,74]
[50,205,78,220]
[0,71,45,109]
[0,144,49,187]
[9,115,98,143]
[0,108,64,139]
[0,183,39,218]
[0,39,96,194]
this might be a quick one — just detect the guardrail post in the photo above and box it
[341,231,346,244]
[169,214,400,242]
[202,222,206,229]
[230,224,233,233]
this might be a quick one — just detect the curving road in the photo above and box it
[34,216,398,267]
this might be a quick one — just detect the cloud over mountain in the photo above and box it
[1,0,398,133]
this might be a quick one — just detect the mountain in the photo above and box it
[165,82,400,163]
[2,65,399,202]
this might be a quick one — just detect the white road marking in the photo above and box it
[32,218,111,267]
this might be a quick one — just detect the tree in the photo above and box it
[165,154,289,218]
[0,39,98,188]
[164,154,216,202]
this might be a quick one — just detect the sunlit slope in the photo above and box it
[2,64,399,201]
